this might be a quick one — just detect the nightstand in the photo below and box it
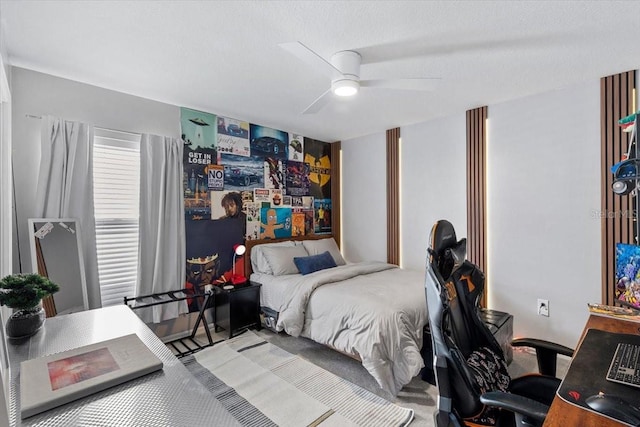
[479,308,514,364]
[213,282,261,338]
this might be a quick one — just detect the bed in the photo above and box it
[245,235,428,396]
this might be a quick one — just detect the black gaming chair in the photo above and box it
[424,220,574,427]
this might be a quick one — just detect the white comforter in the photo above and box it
[263,261,428,396]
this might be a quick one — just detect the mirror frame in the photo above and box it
[28,218,89,315]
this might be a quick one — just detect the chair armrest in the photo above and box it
[511,338,574,357]
[512,338,574,377]
[480,391,549,424]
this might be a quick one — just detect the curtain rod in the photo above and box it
[25,114,141,138]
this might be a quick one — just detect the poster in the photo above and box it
[208,165,224,191]
[181,108,217,150]
[304,137,331,199]
[185,219,243,311]
[264,157,285,189]
[269,189,284,208]
[178,104,335,308]
[211,191,246,224]
[245,202,261,241]
[291,210,305,236]
[217,116,250,157]
[286,161,311,196]
[254,188,270,205]
[615,243,640,308]
[288,133,304,161]
[292,196,314,209]
[250,124,288,160]
[304,209,315,236]
[181,108,218,220]
[259,207,292,239]
[220,153,264,191]
[314,198,332,234]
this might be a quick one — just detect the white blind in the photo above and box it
[93,129,141,307]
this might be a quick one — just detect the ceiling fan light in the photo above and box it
[332,79,359,97]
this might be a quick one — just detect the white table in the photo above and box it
[7,305,241,426]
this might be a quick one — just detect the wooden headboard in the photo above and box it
[244,234,333,277]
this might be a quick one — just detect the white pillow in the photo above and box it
[251,241,296,275]
[302,238,346,266]
[261,245,309,276]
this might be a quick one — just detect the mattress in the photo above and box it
[251,261,428,396]
[251,271,297,312]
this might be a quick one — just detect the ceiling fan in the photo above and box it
[279,41,441,114]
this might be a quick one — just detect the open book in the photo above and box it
[20,333,163,418]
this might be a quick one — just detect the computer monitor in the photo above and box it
[615,242,640,309]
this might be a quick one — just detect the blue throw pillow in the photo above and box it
[294,251,337,275]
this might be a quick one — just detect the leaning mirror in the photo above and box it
[28,218,89,316]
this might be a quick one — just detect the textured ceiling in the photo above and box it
[2,1,640,142]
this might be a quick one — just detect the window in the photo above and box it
[93,129,141,307]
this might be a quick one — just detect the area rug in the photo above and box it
[182,330,414,426]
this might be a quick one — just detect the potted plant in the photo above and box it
[0,273,59,339]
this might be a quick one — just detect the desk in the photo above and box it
[544,314,640,427]
[7,305,241,427]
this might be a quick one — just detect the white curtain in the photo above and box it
[35,116,101,309]
[137,134,186,323]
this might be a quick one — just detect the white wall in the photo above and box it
[11,67,180,307]
[6,66,616,351]
[10,67,222,339]
[341,132,387,263]
[488,81,601,348]
[341,81,602,348]
[401,114,467,271]
[341,116,467,269]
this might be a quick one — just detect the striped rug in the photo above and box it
[182,330,414,426]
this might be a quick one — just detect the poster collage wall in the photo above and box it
[181,107,332,306]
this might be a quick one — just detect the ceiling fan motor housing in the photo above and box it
[331,50,361,96]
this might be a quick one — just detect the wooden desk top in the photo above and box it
[543,314,640,426]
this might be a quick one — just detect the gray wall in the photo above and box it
[10,67,218,338]
[11,67,180,283]
[10,66,630,349]
[401,113,468,269]
[342,79,604,348]
[488,80,601,347]
[340,132,387,263]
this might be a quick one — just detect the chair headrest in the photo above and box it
[429,220,467,279]
[429,220,458,257]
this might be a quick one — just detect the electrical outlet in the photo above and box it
[537,299,549,317]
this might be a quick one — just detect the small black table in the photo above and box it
[213,282,262,338]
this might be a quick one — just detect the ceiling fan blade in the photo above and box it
[279,41,343,80]
[302,88,333,114]
[360,78,441,91]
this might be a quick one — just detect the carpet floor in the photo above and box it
[182,330,414,426]
[169,326,571,427]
